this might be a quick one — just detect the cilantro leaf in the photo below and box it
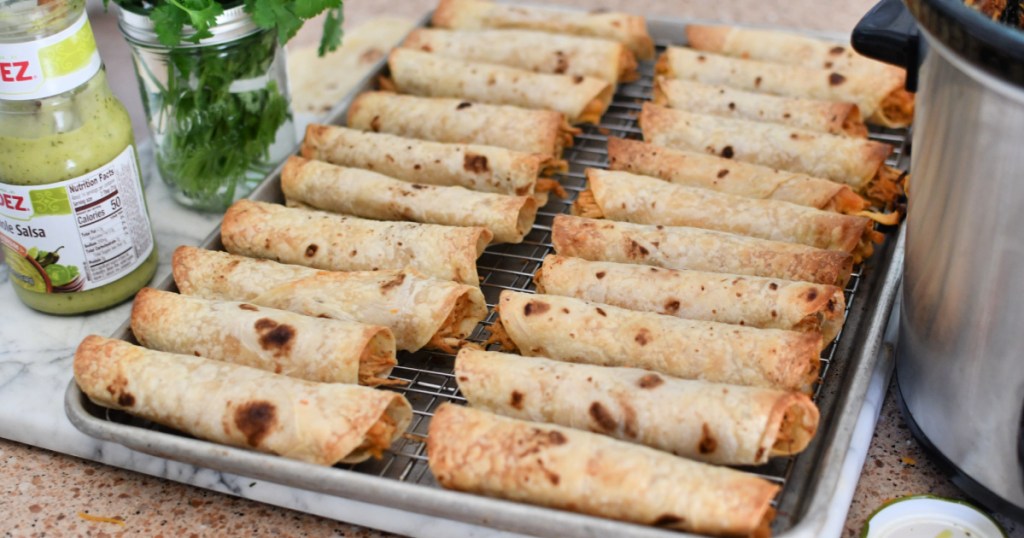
[319,7,344,56]
[150,3,190,47]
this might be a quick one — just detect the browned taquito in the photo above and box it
[657,45,913,128]
[171,246,488,352]
[387,48,613,124]
[130,288,399,386]
[281,156,537,244]
[346,92,578,159]
[607,138,867,214]
[535,254,846,344]
[456,349,820,464]
[685,24,913,127]
[653,77,868,137]
[493,290,821,393]
[579,168,879,261]
[302,124,559,196]
[431,0,655,60]
[402,28,638,83]
[428,404,779,536]
[220,199,490,285]
[639,103,905,207]
[551,215,854,286]
[75,335,412,465]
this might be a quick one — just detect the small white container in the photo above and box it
[862,495,1007,538]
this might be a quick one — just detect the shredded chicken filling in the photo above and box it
[824,187,869,215]
[358,347,404,387]
[354,413,398,460]
[879,87,915,128]
[428,292,476,353]
[536,178,569,198]
[571,189,605,219]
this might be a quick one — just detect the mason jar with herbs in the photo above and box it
[0,0,158,315]
[110,0,344,212]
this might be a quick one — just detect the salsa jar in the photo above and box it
[0,0,158,315]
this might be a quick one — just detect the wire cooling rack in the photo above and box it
[77,36,911,536]
[344,41,913,527]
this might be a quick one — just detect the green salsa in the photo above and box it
[0,69,157,314]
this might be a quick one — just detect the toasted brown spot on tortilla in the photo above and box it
[756,447,766,460]
[305,244,318,257]
[464,153,489,173]
[627,239,649,258]
[829,72,847,86]
[572,75,584,84]
[720,145,735,159]
[255,318,296,354]
[634,328,652,346]
[370,115,381,131]
[524,300,551,316]
[830,45,845,55]
[637,373,664,389]
[547,430,567,445]
[807,288,819,301]
[511,390,524,409]
[117,392,135,407]
[595,307,607,317]
[653,514,685,527]
[589,402,617,432]
[380,272,406,291]
[769,282,779,290]
[595,271,606,279]
[456,101,472,110]
[717,169,729,178]
[235,400,277,447]
[239,304,258,311]
[697,54,706,62]
[664,300,680,313]
[728,102,736,110]
[755,76,763,87]
[699,423,718,454]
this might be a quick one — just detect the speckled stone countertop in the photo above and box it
[2,0,1022,536]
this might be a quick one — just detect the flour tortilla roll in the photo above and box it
[535,254,846,343]
[653,77,867,137]
[171,246,487,352]
[220,200,490,285]
[580,168,878,260]
[402,28,637,84]
[428,404,778,537]
[130,288,397,386]
[301,124,555,196]
[346,92,577,159]
[75,336,412,465]
[657,46,913,128]
[456,349,820,465]
[640,103,904,206]
[387,48,613,124]
[282,156,537,244]
[431,0,655,60]
[551,215,854,286]
[495,291,821,393]
[607,138,867,213]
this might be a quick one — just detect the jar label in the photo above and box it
[0,146,154,294]
[0,12,102,101]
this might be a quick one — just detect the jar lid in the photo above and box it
[861,495,1007,538]
[116,4,262,48]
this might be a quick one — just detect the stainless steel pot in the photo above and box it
[855,0,1024,520]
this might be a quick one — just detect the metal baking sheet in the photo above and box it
[65,11,909,538]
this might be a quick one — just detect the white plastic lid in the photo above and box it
[862,495,1007,538]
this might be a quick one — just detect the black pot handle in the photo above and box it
[852,0,922,91]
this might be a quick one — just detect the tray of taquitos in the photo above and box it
[64,4,910,537]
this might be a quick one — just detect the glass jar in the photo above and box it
[0,0,158,315]
[117,6,295,212]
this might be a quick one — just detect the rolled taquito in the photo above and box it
[455,349,820,464]
[551,214,854,286]
[535,254,845,343]
[493,290,821,393]
[402,28,637,83]
[281,156,537,244]
[347,92,578,159]
[640,103,904,206]
[578,168,879,260]
[427,404,778,536]
[171,246,487,352]
[75,335,412,465]
[657,45,913,128]
[431,0,655,60]
[653,77,867,137]
[386,48,613,124]
[607,137,867,213]
[302,124,559,196]
[220,199,490,285]
[685,24,912,127]
[130,288,398,386]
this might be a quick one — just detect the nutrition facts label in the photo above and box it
[0,145,152,294]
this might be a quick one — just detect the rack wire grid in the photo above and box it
[89,41,911,534]
[355,42,912,509]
